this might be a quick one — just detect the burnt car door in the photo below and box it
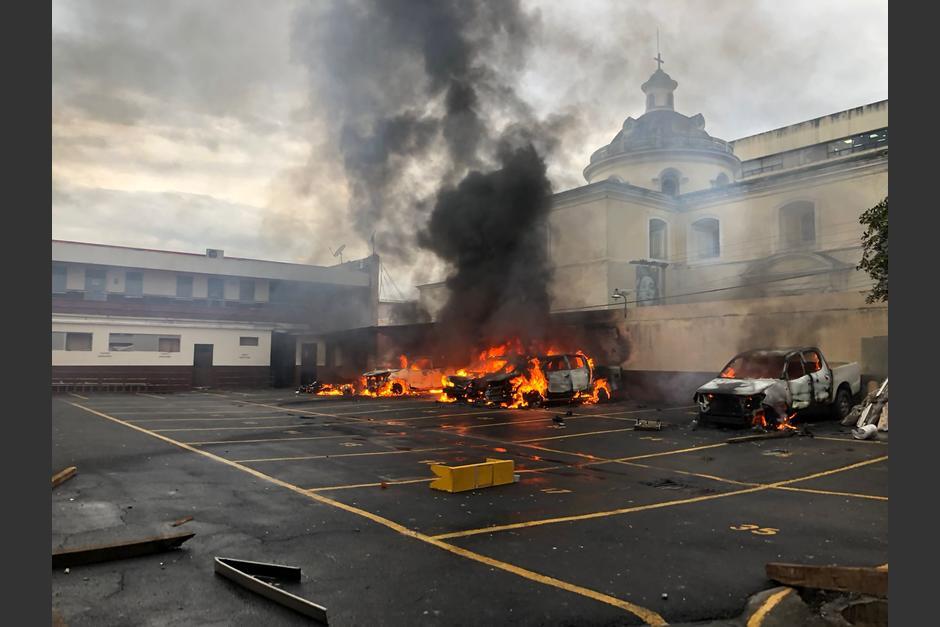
[567,354,591,392]
[544,356,573,394]
[801,349,832,404]
[785,354,812,409]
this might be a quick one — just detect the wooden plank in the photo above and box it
[52,466,77,489]
[766,562,888,598]
[52,531,195,569]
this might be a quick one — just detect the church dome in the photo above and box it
[583,62,741,191]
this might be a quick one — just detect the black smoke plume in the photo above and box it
[291,0,538,264]
[418,135,554,362]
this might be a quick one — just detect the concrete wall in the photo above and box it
[730,100,888,161]
[619,291,887,374]
[52,319,273,367]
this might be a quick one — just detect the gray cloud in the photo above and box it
[52,0,887,296]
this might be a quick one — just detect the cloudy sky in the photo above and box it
[52,0,887,297]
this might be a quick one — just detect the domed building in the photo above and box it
[547,60,888,312]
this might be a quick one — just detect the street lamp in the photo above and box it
[612,288,632,319]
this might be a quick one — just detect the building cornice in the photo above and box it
[552,180,679,212]
[678,150,887,210]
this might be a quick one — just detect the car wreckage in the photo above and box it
[693,347,861,427]
[444,352,612,407]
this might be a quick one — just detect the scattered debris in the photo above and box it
[552,415,566,427]
[634,418,663,431]
[762,449,792,458]
[843,378,888,430]
[52,466,77,489]
[214,557,328,624]
[726,430,798,444]
[766,562,888,598]
[170,516,194,527]
[852,424,878,440]
[52,531,195,569]
[380,482,388,490]
[430,458,516,493]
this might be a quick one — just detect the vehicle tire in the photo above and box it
[832,385,853,420]
[391,382,404,395]
[697,412,710,427]
[597,388,610,403]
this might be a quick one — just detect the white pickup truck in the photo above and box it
[693,347,861,426]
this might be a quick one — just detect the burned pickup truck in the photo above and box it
[693,347,861,427]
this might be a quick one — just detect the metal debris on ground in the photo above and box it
[214,557,328,624]
[634,418,663,431]
[52,531,195,569]
[843,378,888,429]
[52,466,77,489]
[170,515,194,527]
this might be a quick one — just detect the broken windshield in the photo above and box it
[719,354,785,379]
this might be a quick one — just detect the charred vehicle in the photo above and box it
[446,352,610,407]
[361,357,444,395]
[442,354,526,403]
[693,347,861,427]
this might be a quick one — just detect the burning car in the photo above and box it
[693,347,861,428]
[361,356,444,396]
[444,351,611,408]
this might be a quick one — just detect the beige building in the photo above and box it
[52,240,380,390]
[420,65,888,318]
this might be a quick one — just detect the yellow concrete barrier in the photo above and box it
[429,458,515,493]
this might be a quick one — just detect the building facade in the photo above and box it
[52,240,380,390]
[419,66,888,318]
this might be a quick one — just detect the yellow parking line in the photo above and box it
[309,478,434,491]
[621,460,888,501]
[772,485,888,501]
[130,415,296,423]
[515,427,638,443]
[187,434,352,446]
[813,435,886,445]
[430,456,887,540]
[306,467,552,492]
[152,424,343,432]
[235,447,448,464]
[66,401,664,625]
[747,587,793,627]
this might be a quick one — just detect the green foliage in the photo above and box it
[857,196,888,303]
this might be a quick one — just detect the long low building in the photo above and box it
[52,240,380,390]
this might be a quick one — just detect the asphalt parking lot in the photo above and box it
[52,390,888,626]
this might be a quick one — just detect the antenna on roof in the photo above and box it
[329,244,346,264]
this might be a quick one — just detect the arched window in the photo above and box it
[649,219,667,260]
[691,218,720,259]
[660,169,680,196]
[779,201,816,249]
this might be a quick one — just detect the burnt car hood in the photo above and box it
[695,378,780,396]
[363,368,397,378]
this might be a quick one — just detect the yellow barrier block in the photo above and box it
[429,458,515,493]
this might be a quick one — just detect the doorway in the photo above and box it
[270,332,296,388]
[193,344,214,388]
[300,342,318,385]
